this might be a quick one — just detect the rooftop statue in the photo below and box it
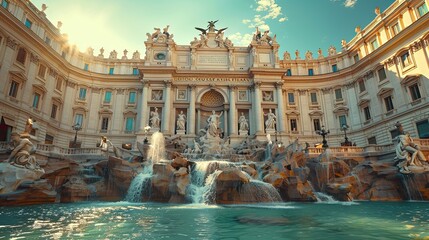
[195,20,227,35]
[146,25,174,44]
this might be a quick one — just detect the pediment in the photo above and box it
[377,87,394,96]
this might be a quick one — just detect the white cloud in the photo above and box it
[278,17,287,22]
[228,32,254,46]
[344,0,357,8]
[242,19,251,24]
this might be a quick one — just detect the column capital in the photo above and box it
[188,84,196,90]
[253,81,262,89]
[164,80,172,87]
[228,85,238,91]
[275,81,284,88]
[142,79,150,87]
[30,53,39,64]
[6,37,17,50]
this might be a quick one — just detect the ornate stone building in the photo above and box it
[0,0,428,149]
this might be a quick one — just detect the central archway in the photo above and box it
[199,89,226,137]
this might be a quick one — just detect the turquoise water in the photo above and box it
[0,201,428,239]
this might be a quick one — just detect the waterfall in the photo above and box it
[147,132,166,164]
[400,174,423,201]
[125,167,153,202]
[314,192,338,203]
[239,180,282,202]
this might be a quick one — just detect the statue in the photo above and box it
[86,47,94,56]
[283,51,291,60]
[264,109,276,130]
[317,48,323,58]
[341,39,347,49]
[224,37,233,48]
[132,50,140,60]
[238,112,249,131]
[263,91,273,101]
[328,46,337,56]
[163,25,170,38]
[7,132,41,170]
[176,111,186,131]
[23,118,34,135]
[295,50,300,60]
[395,122,428,174]
[207,110,223,137]
[98,47,104,57]
[99,136,113,157]
[305,50,313,60]
[109,50,117,59]
[150,107,161,128]
[122,49,128,60]
[192,140,202,154]
[253,27,261,41]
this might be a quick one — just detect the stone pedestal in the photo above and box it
[266,129,276,135]
[176,130,186,135]
[239,130,248,136]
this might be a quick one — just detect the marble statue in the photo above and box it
[23,118,34,135]
[207,110,223,137]
[238,112,249,131]
[305,50,313,60]
[224,37,233,48]
[87,47,94,56]
[283,51,291,60]
[8,132,41,170]
[317,48,323,58]
[109,50,117,59]
[150,107,161,128]
[254,27,261,41]
[99,136,113,157]
[395,122,428,174]
[122,49,128,60]
[132,50,140,60]
[328,46,337,56]
[176,111,186,130]
[264,109,276,130]
[98,47,104,57]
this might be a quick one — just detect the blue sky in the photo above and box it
[31,0,394,57]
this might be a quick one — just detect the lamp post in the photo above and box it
[341,124,350,146]
[316,125,330,149]
[72,123,82,148]
[144,125,151,144]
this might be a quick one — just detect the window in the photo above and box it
[370,39,379,51]
[384,95,394,112]
[104,91,112,103]
[391,23,400,36]
[290,119,297,132]
[45,36,51,45]
[101,117,109,131]
[334,89,343,101]
[400,52,412,67]
[74,114,83,127]
[377,67,387,81]
[313,119,321,132]
[132,68,139,75]
[37,64,47,79]
[363,106,371,121]
[109,68,114,75]
[286,69,292,76]
[390,129,400,140]
[409,83,421,101]
[84,63,89,71]
[287,92,295,105]
[55,78,62,91]
[310,92,318,104]
[125,117,134,132]
[417,3,428,17]
[416,120,429,139]
[1,0,9,9]
[358,80,366,93]
[79,88,87,100]
[16,47,27,64]
[129,91,136,104]
[368,136,377,145]
[51,104,58,119]
[24,19,32,29]
[8,81,19,97]
[353,54,359,63]
[32,93,40,108]
[308,69,314,76]
[339,115,347,128]
[332,64,338,72]
[44,134,54,144]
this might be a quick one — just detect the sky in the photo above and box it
[30,0,395,57]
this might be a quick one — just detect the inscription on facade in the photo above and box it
[198,55,227,64]
[174,77,250,82]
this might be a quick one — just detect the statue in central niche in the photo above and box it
[207,110,223,137]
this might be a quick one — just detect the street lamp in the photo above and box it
[316,125,330,149]
[72,123,82,148]
[144,125,151,144]
[341,124,350,146]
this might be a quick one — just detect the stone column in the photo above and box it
[228,85,237,135]
[197,109,201,132]
[162,80,172,133]
[275,81,285,133]
[138,80,149,132]
[188,85,196,135]
[253,81,263,134]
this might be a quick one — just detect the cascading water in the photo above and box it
[125,167,153,202]
[125,132,166,202]
[147,132,166,164]
[239,180,282,202]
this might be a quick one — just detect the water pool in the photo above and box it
[1,201,428,239]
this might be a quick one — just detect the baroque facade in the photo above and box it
[0,0,428,149]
